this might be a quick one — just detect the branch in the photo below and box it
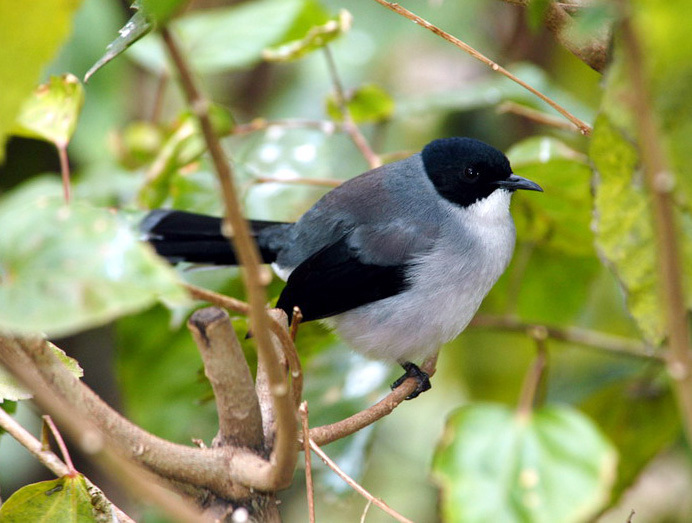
[188,307,264,450]
[161,28,297,488]
[469,314,662,361]
[497,101,580,132]
[309,438,414,523]
[0,337,209,523]
[618,0,692,443]
[502,0,610,73]
[309,354,438,446]
[371,0,592,135]
[323,45,382,169]
[299,402,316,523]
[253,176,342,188]
[516,327,548,418]
[0,337,285,497]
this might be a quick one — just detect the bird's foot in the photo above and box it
[391,361,431,400]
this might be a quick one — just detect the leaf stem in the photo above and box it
[57,144,71,203]
[517,326,548,418]
[371,0,592,135]
[43,415,77,476]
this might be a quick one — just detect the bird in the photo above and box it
[141,137,542,398]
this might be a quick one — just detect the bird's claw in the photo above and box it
[391,361,431,400]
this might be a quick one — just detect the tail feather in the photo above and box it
[141,209,288,266]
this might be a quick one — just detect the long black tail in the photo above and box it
[141,209,289,265]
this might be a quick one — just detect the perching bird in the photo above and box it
[142,137,542,398]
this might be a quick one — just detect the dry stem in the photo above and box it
[372,0,592,135]
[618,1,692,443]
[162,27,297,488]
[309,438,414,523]
[299,402,316,523]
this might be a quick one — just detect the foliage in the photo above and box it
[1,0,691,521]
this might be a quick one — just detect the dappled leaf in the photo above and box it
[84,4,151,82]
[14,75,84,148]
[0,343,82,403]
[263,9,352,62]
[0,178,187,337]
[0,475,95,522]
[433,403,617,523]
[127,0,328,74]
[326,84,395,124]
[0,0,82,162]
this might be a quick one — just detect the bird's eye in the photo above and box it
[463,166,480,182]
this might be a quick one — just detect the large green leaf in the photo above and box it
[0,475,95,522]
[0,0,83,162]
[127,0,328,74]
[508,136,593,257]
[0,179,187,337]
[433,403,617,523]
[589,0,692,345]
[13,75,85,149]
[326,84,395,124]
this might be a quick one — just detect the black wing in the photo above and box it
[275,236,410,323]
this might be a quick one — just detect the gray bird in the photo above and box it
[142,137,542,398]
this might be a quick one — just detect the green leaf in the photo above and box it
[84,5,151,82]
[0,178,187,338]
[507,136,593,257]
[0,343,83,403]
[127,0,327,74]
[527,0,551,31]
[14,74,85,148]
[0,0,83,162]
[326,84,395,124]
[433,403,617,523]
[137,105,234,208]
[139,0,188,25]
[263,9,352,62]
[0,475,96,522]
[580,377,680,503]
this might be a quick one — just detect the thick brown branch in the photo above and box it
[188,307,264,450]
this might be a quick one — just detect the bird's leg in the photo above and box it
[391,361,431,400]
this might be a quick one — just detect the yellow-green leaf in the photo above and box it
[0,475,96,522]
[0,0,83,162]
[326,84,395,124]
[14,75,85,148]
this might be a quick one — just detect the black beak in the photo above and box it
[495,174,543,192]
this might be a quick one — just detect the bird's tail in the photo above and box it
[141,209,289,265]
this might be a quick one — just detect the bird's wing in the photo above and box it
[275,220,437,322]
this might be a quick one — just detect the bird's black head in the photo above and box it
[421,137,542,207]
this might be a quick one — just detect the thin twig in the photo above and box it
[498,101,579,133]
[162,26,297,488]
[516,326,548,418]
[253,176,342,188]
[150,71,169,124]
[323,45,382,168]
[309,354,438,446]
[360,499,373,523]
[43,415,77,476]
[371,0,592,135]
[469,314,662,361]
[184,283,250,315]
[299,402,316,523]
[233,118,337,136]
[290,306,304,342]
[309,438,414,523]
[57,144,71,203]
[618,0,692,444]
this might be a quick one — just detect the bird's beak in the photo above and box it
[495,174,543,192]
